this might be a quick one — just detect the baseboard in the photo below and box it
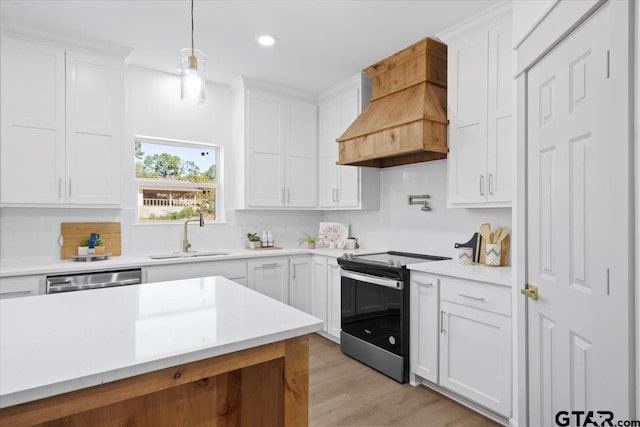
[412,377,510,426]
[315,331,340,344]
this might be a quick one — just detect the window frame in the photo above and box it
[133,135,222,225]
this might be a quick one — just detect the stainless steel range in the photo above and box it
[337,251,449,383]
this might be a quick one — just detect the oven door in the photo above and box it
[340,270,404,356]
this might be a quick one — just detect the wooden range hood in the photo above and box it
[337,37,448,168]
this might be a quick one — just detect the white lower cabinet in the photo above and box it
[144,260,247,285]
[247,257,289,303]
[311,256,328,331]
[289,256,312,314]
[410,271,512,419]
[310,255,341,342]
[0,275,43,299]
[409,272,439,384]
[439,300,511,416]
[326,258,342,340]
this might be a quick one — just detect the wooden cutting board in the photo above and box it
[61,222,121,259]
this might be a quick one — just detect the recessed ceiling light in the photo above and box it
[256,34,277,47]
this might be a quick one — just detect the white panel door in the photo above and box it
[448,33,489,204]
[247,258,288,303]
[285,101,317,207]
[326,259,341,339]
[526,4,630,424]
[247,90,285,207]
[66,51,121,205]
[0,37,65,204]
[289,257,312,313]
[486,19,513,204]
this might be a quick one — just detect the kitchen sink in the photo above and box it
[148,251,230,260]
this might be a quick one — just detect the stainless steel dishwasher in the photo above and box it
[46,269,142,294]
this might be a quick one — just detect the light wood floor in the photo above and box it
[308,334,501,427]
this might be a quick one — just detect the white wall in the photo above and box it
[512,0,556,47]
[324,160,511,259]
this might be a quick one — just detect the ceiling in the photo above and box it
[0,0,500,94]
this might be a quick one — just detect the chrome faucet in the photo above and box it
[183,212,205,252]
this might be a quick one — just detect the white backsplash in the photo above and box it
[323,160,512,260]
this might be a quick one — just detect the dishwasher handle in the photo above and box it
[47,278,141,293]
[46,269,142,294]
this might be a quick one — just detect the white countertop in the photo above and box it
[407,259,512,286]
[0,276,323,409]
[0,247,383,278]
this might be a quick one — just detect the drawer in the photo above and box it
[440,276,511,316]
[145,260,247,283]
[411,271,439,288]
[0,275,43,299]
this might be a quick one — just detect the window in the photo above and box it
[134,136,219,222]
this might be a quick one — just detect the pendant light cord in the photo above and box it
[191,0,195,56]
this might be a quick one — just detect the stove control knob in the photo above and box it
[388,335,396,345]
[396,260,402,268]
[388,260,395,266]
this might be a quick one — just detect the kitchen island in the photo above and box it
[0,276,322,426]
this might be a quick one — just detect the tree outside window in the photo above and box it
[134,137,218,222]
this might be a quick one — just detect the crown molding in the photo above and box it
[0,25,133,59]
[436,1,512,43]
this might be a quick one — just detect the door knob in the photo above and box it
[520,285,539,300]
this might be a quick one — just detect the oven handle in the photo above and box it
[340,270,403,290]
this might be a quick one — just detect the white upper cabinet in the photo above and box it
[443,4,513,208]
[0,33,126,207]
[232,77,317,209]
[65,51,122,205]
[1,37,65,205]
[317,73,379,210]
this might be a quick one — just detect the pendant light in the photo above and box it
[179,0,206,104]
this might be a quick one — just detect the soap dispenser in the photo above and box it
[267,228,274,247]
[261,228,268,248]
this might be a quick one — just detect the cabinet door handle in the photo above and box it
[489,174,494,195]
[261,263,279,268]
[332,188,336,202]
[68,178,72,199]
[458,293,485,302]
[336,188,340,202]
[480,175,485,196]
[58,178,63,198]
[292,264,296,278]
[440,311,445,333]
[286,188,290,203]
[414,281,433,287]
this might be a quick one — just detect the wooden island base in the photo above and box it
[0,336,310,427]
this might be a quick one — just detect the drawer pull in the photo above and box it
[261,263,279,268]
[414,281,433,287]
[458,293,485,302]
[440,311,445,333]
